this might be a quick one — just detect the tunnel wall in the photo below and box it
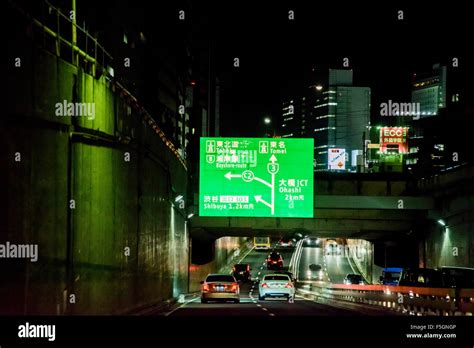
[346,239,374,283]
[188,237,250,292]
[419,166,474,269]
[422,198,474,269]
[2,36,189,314]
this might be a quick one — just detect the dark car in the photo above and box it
[275,270,297,283]
[398,268,445,288]
[441,266,474,288]
[344,274,364,285]
[232,264,251,282]
[266,251,284,270]
[303,237,321,247]
[278,238,294,248]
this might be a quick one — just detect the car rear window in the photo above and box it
[234,264,247,270]
[206,275,235,282]
[264,275,289,281]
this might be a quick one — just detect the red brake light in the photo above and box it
[203,283,210,292]
[246,265,250,272]
[285,283,293,288]
[232,267,236,272]
[231,283,238,292]
[262,282,269,288]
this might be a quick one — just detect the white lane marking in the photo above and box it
[293,240,304,280]
[236,246,256,265]
[261,307,268,311]
[269,313,275,316]
[164,296,199,316]
[256,304,262,307]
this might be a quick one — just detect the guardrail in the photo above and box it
[297,282,474,316]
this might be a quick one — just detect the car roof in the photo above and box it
[384,267,403,272]
[264,273,290,278]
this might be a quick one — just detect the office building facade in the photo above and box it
[280,69,370,172]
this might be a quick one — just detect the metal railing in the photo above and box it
[9,0,187,169]
[297,282,474,316]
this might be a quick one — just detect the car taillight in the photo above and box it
[230,283,238,292]
[246,265,250,272]
[262,283,269,288]
[203,283,210,292]
[232,267,236,272]
[285,283,293,288]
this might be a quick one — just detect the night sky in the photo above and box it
[192,2,472,136]
[79,1,473,137]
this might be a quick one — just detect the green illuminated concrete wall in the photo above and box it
[422,197,474,268]
[418,165,474,268]
[188,236,249,292]
[2,38,189,314]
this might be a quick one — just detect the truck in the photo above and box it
[379,267,403,285]
[254,237,271,251]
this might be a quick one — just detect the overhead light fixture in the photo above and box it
[437,219,446,227]
[175,195,183,203]
[187,213,194,219]
[315,85,323,91]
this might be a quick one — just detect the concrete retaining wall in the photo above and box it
[1,37,188,314]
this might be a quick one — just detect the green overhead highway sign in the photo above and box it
[199,137,314,218]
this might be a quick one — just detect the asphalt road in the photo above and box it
[169,244,362,317]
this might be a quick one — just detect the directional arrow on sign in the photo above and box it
[269,154,277,163]
[255,195,272,209]
[224,172,242,180]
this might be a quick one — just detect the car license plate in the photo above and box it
[216,286,224,292]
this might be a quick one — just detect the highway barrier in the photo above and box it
[297,282,474,316]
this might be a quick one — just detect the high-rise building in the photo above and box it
[406,61,473,175]
[411,64,447,118]
[280,69,370,172]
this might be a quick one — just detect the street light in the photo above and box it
[315,85,323,91]
[437,219,446,227]
[264,117,271,125]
